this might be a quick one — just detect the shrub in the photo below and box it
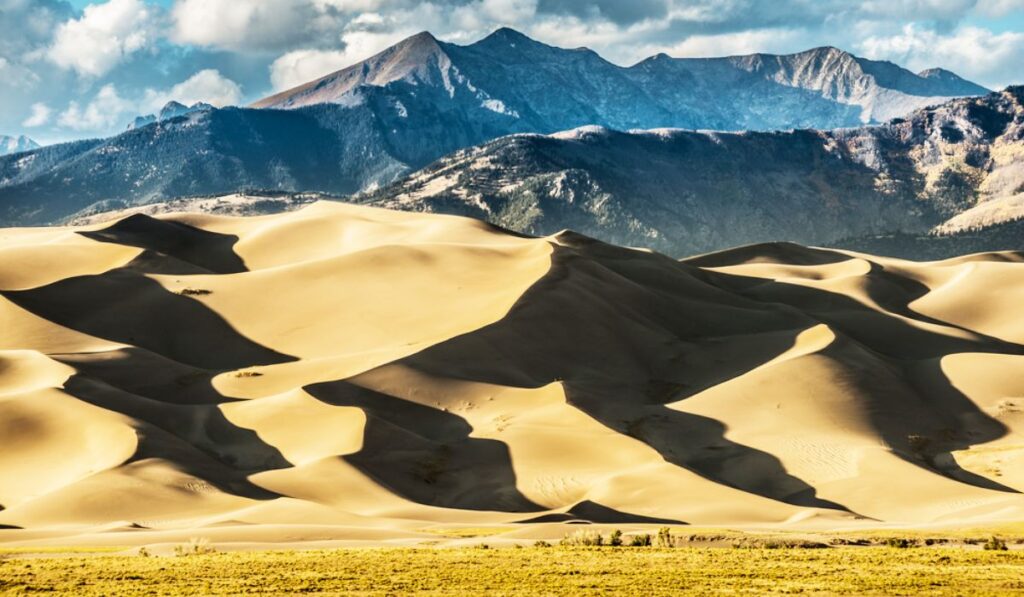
[233,370,263,378]
[733,538,829,549]
[656,527,674,548]
[533,540,552,548]
[883,538,917,549]
[630,534,652,547]
[178,288,213,296]
[830,538,870,547]
[983,536,1008,551]
[560,530,603,547]
[137,547,151,557]
[173,537,216,556]
[609,529,623,547]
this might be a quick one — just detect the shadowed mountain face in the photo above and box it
[0,29,990,228]
[366,87,1024,257]
[2,204,1024,532]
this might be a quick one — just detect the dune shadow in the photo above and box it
[386,240,859,514]
[859,262,1024,350]
[55,347,227,405]
[2,240,301,503]
[699,266,1021,493]
[78,214,248,274]
[519,500,684,524]
[702,258,1024,360]
[306,380,543,512]
[2,270,294,370]
[685,241,855,268]
[57,370,291,501]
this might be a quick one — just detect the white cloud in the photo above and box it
[458,0,538,24]
[57,84,134,131]
[270,49,353,91]
[649,27,806,58]
[312,0,388,11]
[47,0,154,77]
[22,103,52,127]
[859,24,1024,89]
[971,0,1024,17]
[142,69,243,112]
[171,0,341,52]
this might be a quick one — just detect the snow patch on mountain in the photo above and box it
[549,126,610,140]
[481,98,517,117]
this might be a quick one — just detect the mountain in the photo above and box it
[0,30,991,227]
[0,135,40,156]
[365,86,1024,257]
[2,202,1024,534]
[0,104,419,225]
[839,217,1024,260]
[64,191,322,226]
[2,87,1018,257]
[255,29,988,129]
[127,101,215,130]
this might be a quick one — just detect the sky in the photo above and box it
[3,0,1024,144]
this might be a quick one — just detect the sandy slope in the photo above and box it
[1,202,1023,545]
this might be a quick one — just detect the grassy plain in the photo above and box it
[3,545,1024,596]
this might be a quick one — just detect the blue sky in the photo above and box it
[3,0,1024,144]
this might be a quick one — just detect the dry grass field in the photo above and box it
[3,544,1024,596]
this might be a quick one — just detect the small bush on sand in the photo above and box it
[177,288,213,296]
[137,547,151,557]
[733,538,829,549]
[233,370,263,378]
[609,529,623,547]
[656,527,674,548]
[533,540,552,548]
[561,530,603,547]
[630,534,652,547]
[173,537,216,556]
[984,536,1008,551]
[883,538,917,549]
[829,538,870,546]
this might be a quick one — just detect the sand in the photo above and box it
[1,202,1023,548]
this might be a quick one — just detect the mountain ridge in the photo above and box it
[255,28,988,128]
[127,101,215,131]
[363,86,1024,257]
[1,86,1021,260]
[0,29,1002,239]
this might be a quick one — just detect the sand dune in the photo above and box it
[1,202,1023,544]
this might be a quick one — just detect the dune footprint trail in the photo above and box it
[1,201,1024,542]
